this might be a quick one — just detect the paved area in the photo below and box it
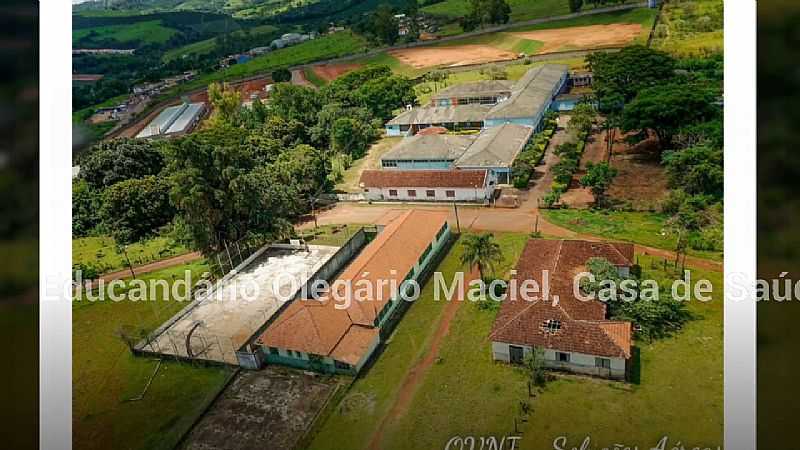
[142,245,338,364]
[181,367,339,450]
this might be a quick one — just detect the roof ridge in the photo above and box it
[608,242,633,265]
[488,298,542,339]
[593,321,630,357]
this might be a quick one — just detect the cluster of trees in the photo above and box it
[567,0,632,13]
[351,0,422,46]
[74,65,416,259]
[580,257,692,340]
[461,0,512,31]
[587,45,723,253]
[541,102,601,207]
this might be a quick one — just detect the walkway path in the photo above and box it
[91,251,203,287]
[367,268,480,450]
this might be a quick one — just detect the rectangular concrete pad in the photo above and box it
[145,245,338,364]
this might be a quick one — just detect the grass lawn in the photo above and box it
[350,51,423,78]
[295,223,372,246]
[73,20,178,46]
[162,24,279,62]
[73,235,189,274]
[73,262,234,450]
[167,31,370,96]
[542,209,723,261]
[423,0,570,22]
[307,232,530,450]
[376,254,722,450]
[335,136,403,193]
[651,0,723,57]
[303,66,327,87]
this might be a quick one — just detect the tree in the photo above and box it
[72,179,102,237]
[271,68,292,83]
[461,0,511,31]
[580,162,618,207]
[662,146,723,200]
[80,138,164,189]
[622,82,719,148]
[207,82,242,124]
[403,0,419,16]
[372,4,400,45]
[566,102,596,137]
[460,233,503,281]
[523,347,547,391]
[580,257,691,341]
[269,83,322,125]
[165,125,327,255]
[100,176,175,245]
[331,117,379,158]
[567,0,583,12]
[586,46,676,104]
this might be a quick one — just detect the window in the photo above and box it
[435,223,447,241]
[269,347,279,355]
[383,160,397,168]
[542,319,561,333]
[408,189,417,197]
[389,189,398,197]
[595,357,611,369]
[334,360,351,370]
[426,190,435,198]
[556,352,570,363]
[445,190,455,198]
[419,243,433,265]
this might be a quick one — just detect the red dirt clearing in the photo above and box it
[511,23,643,54]
[388,44,517,69]
[311,62,361,81]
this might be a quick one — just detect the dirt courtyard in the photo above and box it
[312,62,362,81]
[181,367,340,450]
[511,23,643,54]
[388,44,517,69]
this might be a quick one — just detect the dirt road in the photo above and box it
[91,251,203,287]
[367,268,480,450]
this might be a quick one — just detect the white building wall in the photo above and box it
[491,341,627,380]
[363,186,492,203]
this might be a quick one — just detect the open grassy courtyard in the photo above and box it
[73,261,234,450]
[305,235,722,450]
[73,235,189,274]
[543,209,723,262]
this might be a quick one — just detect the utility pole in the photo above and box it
[453,202,461,233]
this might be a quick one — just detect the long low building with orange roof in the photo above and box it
[256,209,452,375]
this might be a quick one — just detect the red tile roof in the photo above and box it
[359,169,487,189]
[489,239,634,359]
[258,209,450,366]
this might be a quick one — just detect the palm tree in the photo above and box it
[460,233,503,281]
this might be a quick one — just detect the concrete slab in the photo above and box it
[144,245,339,364]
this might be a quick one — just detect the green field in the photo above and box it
[162,24,279,62]
[542,209,723,261]
[423,0,570,22]
[73,20,178,46]
[73,235,189,274]
[73,262,234,450]
[377,254,722,450]
[168,31,369,95]
[651,0,723,56]
[308,234,722,450]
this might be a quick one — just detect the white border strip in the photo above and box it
[724,1,756,449]
[40,1,73,449]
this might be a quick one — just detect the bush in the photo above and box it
[541,191,561,208]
